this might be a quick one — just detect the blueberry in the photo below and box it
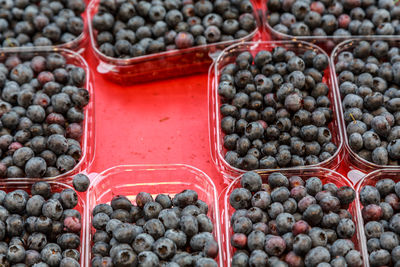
[241,171,262,192]
[58,189,77,210]
[229,188,252,210]
[144,219,165,239]
[276,213,295,234]
[293,234,312,255]
[363,204,383,222]
[7,244,25,263]
[138,251,160,267]
[60,257,80,267]
[197,214,213,233]
[164,229,187,249]
[173,189,198,208]
[336,218,355,238]
[388,139,400,160]
[41,243,62,266]
[158,209,179,230]
[305,177,322,196]
[264,235,286,256]
[233,216,253,235]
[26,195,45,216]
[232,251,249,266]
[304,246,331,267]
[271,187,290,203]
[113,249,138,266]
[93,213,110,231]
[336,186,356,205]
[370,249,390,266]
[72,173,90,192]
[380,231,399,251]
[360,185,381,206]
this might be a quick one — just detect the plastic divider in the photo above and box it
[86,0,263,84]
[209,40,345,178]
[0,47,95,181]
[85,164,223,266]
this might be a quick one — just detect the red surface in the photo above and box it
[85,47,229,192]
[81,25,357,265]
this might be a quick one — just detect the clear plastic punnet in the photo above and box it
[209,41,344,179]
[86,0,263,84]
[0,47,95,181]
[0,0,89,53]
[331,38,400,175]
[355,169,400,267]
[0,179,87,266]
[85,164,223,266]
[223,168,364,267]
[263,4,400,52]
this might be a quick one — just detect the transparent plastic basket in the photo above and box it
[0,0,90,53]
[223,167,364,267]
[85,164,223,266]
[86,0,263,84]
[0,47,95,181]
[0,179,87,266]
[263,4,400,52]
[331,38,400,175]
[354,169,400,267]
[209,41,345,179]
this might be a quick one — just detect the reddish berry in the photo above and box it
[289,176,304,188]
[30,56,47,73]
[67,123,83,140]
[175,32,194,49]
[5,56,21,70]
[292,220,310,236]
[37,71,55,85]
[268,220,279,235]
[8,142,23,154]
[285,251,304,267]
[385,193,400,211]
[310,2,325,14]
[46,113,66,126]
[315,190,333,202]
[64,216,81,233]
[257,120,268,129]
[0,163,6,177]
[338,14,351,29]
[362,204,383,222]
[204,240,219,258]
[231,233,247,249]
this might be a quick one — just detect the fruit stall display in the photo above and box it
[0,0,399,266]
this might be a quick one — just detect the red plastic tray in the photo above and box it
[2,3,386,264]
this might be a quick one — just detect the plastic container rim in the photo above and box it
[210,40,345,178]
[330,37,400,171]
[0,46,94,181]
[264,12,400,42]
[0,179,87,266]
[352,168,400,267]
[86,0,261,66]
[86,163,223,267]
[0,8,88,52]
[223,167,360,267]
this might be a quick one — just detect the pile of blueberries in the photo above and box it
[92,0,257,58]
[219,47,337,170]
[0,52,89,178]
[0,0,86,48]
[0,178,87,266]
[336,40,400,166]
[360,179,400,266]
[229,171,361,266]
[266,0,400,37]
[91,189,219,267]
